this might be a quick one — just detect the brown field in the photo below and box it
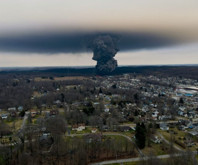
[34,76,88,82]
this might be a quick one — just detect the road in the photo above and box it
[157,132,183,151]
[89,153,188,165]
[102,133,144,157]
[88,131,187,165]
[21,112,29,130]
[66,132,144,157]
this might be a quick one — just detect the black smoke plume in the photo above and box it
[0,31,175,54]
[0,31,178,75]
[88,35,119,74]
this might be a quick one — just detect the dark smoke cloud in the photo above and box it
[88,35,119,74]
[0,31,178,74]
[0,33,87,53]
[0,31,176,54]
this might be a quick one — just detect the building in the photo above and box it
[160,123,169,131]
[72,124,86,132]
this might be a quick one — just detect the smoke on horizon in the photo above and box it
[88,35,119,74]
[0,31,177,54]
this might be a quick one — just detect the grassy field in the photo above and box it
[34,76,87,82]
[159,127,198,151]
[123,162,137,165]
[142,141,169,156]
[107,162,137,165]
[70,127,92,134]
[6,118,23,131]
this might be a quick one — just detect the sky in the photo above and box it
[0,0,198,67]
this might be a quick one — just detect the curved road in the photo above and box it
[90,153,189,165]
[90,132,186,165]
[66,132,144,157]
[157,132,183,151]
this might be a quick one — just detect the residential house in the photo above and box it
[30,110,37,118]
[151,135,162,144]
[18,106,23,111]
[1,114,8,120]
[8,107,16,111]
[119,126,132,132]
[72,124,86,132]
[49,110,59,116]
[91,128,98,133]
[152,111,159,120]
[10,111,17,118]
[160,123,169,131]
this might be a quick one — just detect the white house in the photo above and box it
[1,114,8,119]
[160,123,169,131]
[152,111,159,120]
[8,107,16,111]
[72,124,86,132]
[91,128,97,133]
[77,124,86,131]
[151,136,162,144]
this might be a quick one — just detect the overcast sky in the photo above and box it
[0,0,198,67]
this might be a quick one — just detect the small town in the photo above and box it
[0,0,198,164]
[0,72,198,164]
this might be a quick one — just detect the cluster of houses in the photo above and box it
[1,74,198,150]
[0,106,24,120]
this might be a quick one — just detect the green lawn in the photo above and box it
[124,162,137,165]
[159,127,198,151]
[142,142,168,156]
[106,162,137,165]
[6,118,23,131]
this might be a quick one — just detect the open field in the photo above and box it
[159,128,198,151]
[142,142,169,156]
[34,76,88,82]
[107,162,137,165]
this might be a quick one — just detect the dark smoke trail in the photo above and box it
[89,35,119,74]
